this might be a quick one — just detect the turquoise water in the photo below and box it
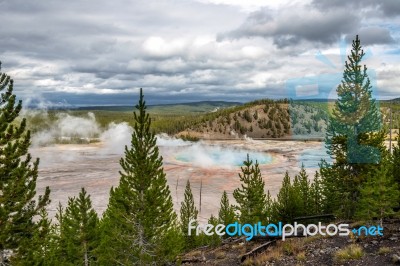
[175,145,273,167]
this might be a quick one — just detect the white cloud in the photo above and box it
[0,0,399,104]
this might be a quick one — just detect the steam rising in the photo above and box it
[174,143,272,168]
[32,113,100,146]
[31,112,272,169]
[100,122,133,154]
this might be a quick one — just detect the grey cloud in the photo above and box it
[312,0,400,17]
[346,27,395,45]
[219,7,361,47]
[0,0,399,104]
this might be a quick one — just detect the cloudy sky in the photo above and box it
[1,0,399,106]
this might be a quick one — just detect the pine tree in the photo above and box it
[180,180,198,249]
[264,191,273,223]
[98,89,181,265]
[309,172,323,215]
[59,188,99,265]
[0,62,50,262]
[233,155,267,224]
[326,35,385,167]
[323,35,386,219]
[206,215,221,247]
[12,209,57,265]
[218,191,236,227]
[356,159,399,226]
[273,171,301,223]
[293,164,310,216]
[391,135,400,186]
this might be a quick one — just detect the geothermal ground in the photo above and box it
[33,138,329,222]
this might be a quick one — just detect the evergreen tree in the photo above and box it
[326,35,384,166]
[233,155,267,224]
[98,89,182,265]
[265,190,274,223]
[218,191,236,227]
[0,62,50,262]
[180,180,198,249]
[309,172,323,215]
[60,188,99,265]
[293,164,310,216]
[205,215,221,247]
[391,135,400,186]
[356,158,399,226]
[273,171,301,223]
[323,35,386,219]
[12,209,56,265]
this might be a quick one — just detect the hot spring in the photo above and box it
[155,136,274,168]
[174,145,273,168]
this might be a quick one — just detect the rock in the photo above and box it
[371,240,378,245]
[389,237,398,241]
[364,244,368,248]
[392,254,400,264]
[320,249,325,254]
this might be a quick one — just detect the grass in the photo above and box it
[377,247,391,255]
[244,239,305,265]
[334,244,363,262]
[296,251,306,261]
[214,250,226,259]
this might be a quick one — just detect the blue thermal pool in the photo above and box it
[174,144,273,167]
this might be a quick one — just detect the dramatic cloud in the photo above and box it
[0,0,398,105]
[219,7,361,46]
[312,0,400,18]
[346,27,395,45]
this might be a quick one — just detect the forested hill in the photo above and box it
[177,100,290,139]
[176,99,329,140]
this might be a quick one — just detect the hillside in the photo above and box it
[177,100,329,140]
[180,220,400,266]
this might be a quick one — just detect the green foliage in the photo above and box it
[293,165,311,216]
[206,215,222,247]
[97,89,182,265]
[322,36,386,219]
[253,110,258,120]
[218,191,236,227]
[273,172,302,223]
[0,63,50,261]
[392,135,400,186]
[58,188,99,265]
[180,180,198,250]
[178,134,200,142]
[272,167,324,224]
[325,35,385,167]
[243,110,252,123]
[309,172,324,216]
[196,215,222,247]
[12,209,56,265]
[356,159,399,224]
[233,155,268,224]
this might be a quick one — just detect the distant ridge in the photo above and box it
[73,101,242,113]
[385,97,400,103]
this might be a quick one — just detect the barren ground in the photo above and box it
[33,139,328,221]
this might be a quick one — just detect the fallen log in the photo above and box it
[180,257,204,264]
[240,240,276,262]
[294,214,335,221]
